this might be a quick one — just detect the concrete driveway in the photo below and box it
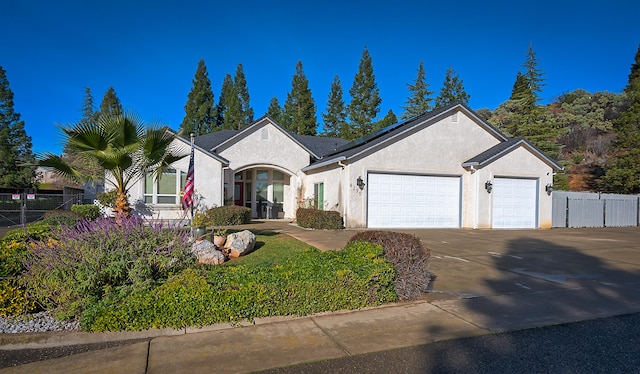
[394,227,640,331]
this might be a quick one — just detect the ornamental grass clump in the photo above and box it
[22,217,194,320]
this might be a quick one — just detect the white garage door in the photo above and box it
[367,173,460,228]
[492,178,538,229]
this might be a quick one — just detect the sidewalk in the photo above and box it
[2,224,640,373]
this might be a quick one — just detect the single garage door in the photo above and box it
[492,177,537,228]
[367,173,460,228]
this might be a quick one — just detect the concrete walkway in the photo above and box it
[2,223,640,373]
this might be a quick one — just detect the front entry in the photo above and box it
[234,182,243,206]
[233,168,290,219]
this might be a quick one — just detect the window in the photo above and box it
[314,182,324,210]
[144,169,186,205]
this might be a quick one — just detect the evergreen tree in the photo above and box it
[523,42,545,104]
[215,73,234,130]
[267,97,283,124]
[434,66,470,108]
[602,44,640,193]
[510,71,535,108]
[283,61,317,135]
[0,66,37,188]
[348,47,381,140]
[180,59,215,135]
[80,87,98,126]
[401,61,433,119]
[374,109,398,132]
[99,86,123,117]
[234,64,254,128]
[222,73,242,130]
[321,76,347,138]
[63,87,103,182]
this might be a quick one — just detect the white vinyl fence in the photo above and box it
[552,191,640,228]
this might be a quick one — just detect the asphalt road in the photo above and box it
[258,313,640,374]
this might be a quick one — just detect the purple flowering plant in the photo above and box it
[23,217,194,320]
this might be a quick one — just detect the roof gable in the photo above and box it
[304,102,508,171]
[462,137,563,170]
[211,116,323,158]
[172,130,229,165]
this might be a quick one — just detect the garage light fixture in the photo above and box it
[484,180,493,193]
[357,176,365,190]
[545,183,553,195]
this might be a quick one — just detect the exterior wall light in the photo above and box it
[357,176,365,190]
[545,183,553,195]
[484,180,493,193]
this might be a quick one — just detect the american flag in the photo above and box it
[181,136,195,211]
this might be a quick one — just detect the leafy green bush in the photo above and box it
[349,231,431,301]
[22,217,194,320]
[296,208,343,230]
[71,204,100,220]
[206,205,251,226]
[80,241,396,331]
[96,190,117,208]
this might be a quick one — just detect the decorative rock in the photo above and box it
[224,230,256,258]
[191,239,226,265]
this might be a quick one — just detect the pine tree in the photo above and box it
[0,66,37,188]
[180,59,215,135]
[374,109,398,132]
[267,97,283,124]
[283,61,317,135]
[321,76,347,138]
[62,87,103,183]
[348,47,381,139]
[222,73,242,130]
[401,61,433,119]
[80,87,98,126]
[523,42,545,104]
[234,64,254,128]
[602,44,640,193]
[99,86,123,117]
[215,73,233,130]
[434,66,470,108]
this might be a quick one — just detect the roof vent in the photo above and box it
[261,128,269,140]
[451,112,459,123]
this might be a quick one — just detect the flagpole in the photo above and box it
[190,132,195,221]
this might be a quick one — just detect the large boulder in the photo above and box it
[224,230,256,258]
[191,239,226,265]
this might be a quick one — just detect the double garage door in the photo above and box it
[367,173,461,228]
[367,173,538,229]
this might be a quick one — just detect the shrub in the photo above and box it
[96,190,117,208]
[0,238,30,278]
[0,280,36,317]
[348,231,431,301]
[296,208,344,230]
[71,204,100,220]
[22,217,194,320]
[79,242,396,331]
[42,210,83,227]
[206,205,251,226]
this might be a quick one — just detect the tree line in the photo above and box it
[1,43,639,194]
[179,47,470,139]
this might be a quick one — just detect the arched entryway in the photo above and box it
[232,167,292,219]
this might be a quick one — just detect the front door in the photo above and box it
[234,182,243,206]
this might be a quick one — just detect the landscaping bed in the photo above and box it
[1,216,425,332]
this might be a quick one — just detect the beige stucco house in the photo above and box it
[128,102,562,229]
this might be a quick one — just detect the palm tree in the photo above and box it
[39,112,187,220]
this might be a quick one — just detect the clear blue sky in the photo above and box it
[3,0,639,155]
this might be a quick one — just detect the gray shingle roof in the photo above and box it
[462,137,563,170]
[293,135,350,158]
